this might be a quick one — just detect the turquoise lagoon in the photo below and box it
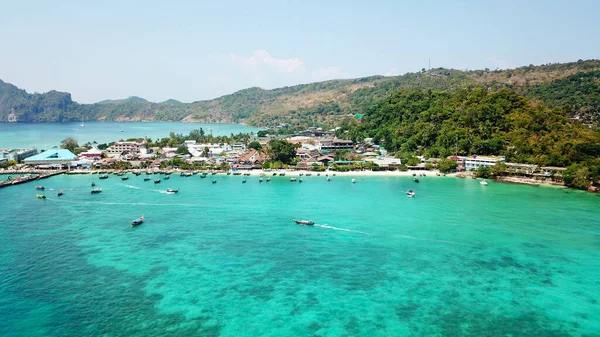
[0,122,261,150]
[0,175,598,336]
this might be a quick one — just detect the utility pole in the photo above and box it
[428,58,431,72]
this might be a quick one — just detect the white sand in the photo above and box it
[240,169,451,177]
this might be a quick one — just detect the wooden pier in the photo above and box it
[0,171,65,189]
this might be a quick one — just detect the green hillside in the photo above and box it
[1,59,600,126]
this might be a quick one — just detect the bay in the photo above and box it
[0,175,599,336]
[0,122,261,149]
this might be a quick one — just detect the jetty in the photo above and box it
[0,170,64,189]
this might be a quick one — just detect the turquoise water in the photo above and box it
[0,175,599,337]
[0,122,261,149]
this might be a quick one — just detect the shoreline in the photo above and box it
[0,168,571,189]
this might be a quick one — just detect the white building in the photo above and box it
[364,157,402,168]
[232,142,246,151]
[318,138,354,151]
[106,141,145,157]
[462,155,505,171]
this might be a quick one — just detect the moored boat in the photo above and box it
[144,177,151,181]
[272,173,277,176]
[166,188,179,194]
[259,178,263,182]
[406,189,416,197]
[294,219,314,226]
[121,176,129,181]
[413,177,419,183]
[99,174,108,180]
[266,178,271,182]
[91,188,103,194]
[154,179,161,184]
[299,178,303,183]
[132,214,144,227]
[36,194,46,199]
[480,179,488,186]
[35,185,45,190]
[212,179,217,184]
[351,179,356,183]
[242,179,246,183]
[290,178,296,182]
[91,182,96,187]
[164,175,170,180]
[57,190,63,196]
[279,172,286,176]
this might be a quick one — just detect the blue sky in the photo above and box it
[0,0,598,103]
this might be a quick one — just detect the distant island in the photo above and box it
[1,59,599,128]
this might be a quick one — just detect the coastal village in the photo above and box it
[0,127,577,190]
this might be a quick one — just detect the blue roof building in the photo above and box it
[24,149,77,166]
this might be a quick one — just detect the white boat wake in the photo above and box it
[121,184,164,193]
[315,224,375,236]
[48,199,197,207]
[393,234,476,247]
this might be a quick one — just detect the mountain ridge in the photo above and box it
[1,59,600,126]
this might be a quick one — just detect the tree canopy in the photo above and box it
[60,137,79,152]
[268,140,299,164]
[346,88,600,168]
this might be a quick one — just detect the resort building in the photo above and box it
[0,150,8,165]
[462,155,505,171]
[364,157,402,168]
[541,166,567,176]
[505,163,538,175]
[106,141,145,157]
[238,149,263,165]
[318,138,354,151]
[3,148,39,162]
[232,142,246,152]
[24,149,77,167]
[79,148,103,159]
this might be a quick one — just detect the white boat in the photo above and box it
[80,116,85,127]
[406,189,416,197]
[480,180,488,186]
[351,179,356,183]
[166,188,179,194]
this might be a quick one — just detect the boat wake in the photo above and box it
[394,235,476,247]
[315,224,375,236]
[122,184,164,193]
[48,199,197,207]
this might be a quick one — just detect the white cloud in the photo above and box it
[311,66,350,81]
[228,49,305,74]
[384,68,399,76]
[487,56,512,70]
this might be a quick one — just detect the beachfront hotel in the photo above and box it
[105,141,146,158]
[462,155,506,171]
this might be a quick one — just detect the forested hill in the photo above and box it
[342,88,600,168]
[1,59,600,126]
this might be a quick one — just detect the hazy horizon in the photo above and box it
[1,0,598,104]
